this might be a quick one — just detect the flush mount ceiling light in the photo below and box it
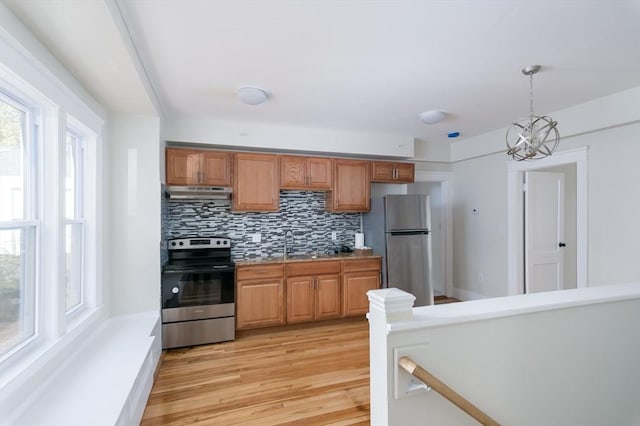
[506,65,559,161]
[418,110,445,124]
[236,86,267,105]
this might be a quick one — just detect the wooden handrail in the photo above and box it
[398,356,500,426]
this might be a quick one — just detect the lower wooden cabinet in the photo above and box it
[236,264,285,330]
[342,258,382,317]
[236,257,381,330]
[286,261,341,324]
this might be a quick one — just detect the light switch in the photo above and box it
[252,233,261,243]
[331,231,337,241]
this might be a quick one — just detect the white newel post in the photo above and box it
[367,288,416,426]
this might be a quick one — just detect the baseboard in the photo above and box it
[452,288,488,301]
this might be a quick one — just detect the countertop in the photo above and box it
[234,252,381,266]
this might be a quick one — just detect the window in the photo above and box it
[0,92,37,358]
[65,131,86,314]
[0,80,98,366]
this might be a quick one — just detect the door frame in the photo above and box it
[414,171,453,297]
[507,147,588,295]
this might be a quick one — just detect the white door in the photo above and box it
[524,171,565,293]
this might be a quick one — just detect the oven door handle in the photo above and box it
[163,267,235,274]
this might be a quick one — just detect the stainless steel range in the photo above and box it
[161,237,235,348]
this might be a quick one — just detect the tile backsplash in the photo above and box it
[164,191,362,260]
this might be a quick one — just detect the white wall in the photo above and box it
[108,114,161,316]
[164,116,414,158]
[368,284,640,426]
[451,152,509,298]
[449,87,640,298]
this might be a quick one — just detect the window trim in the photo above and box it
[0,77,100,373]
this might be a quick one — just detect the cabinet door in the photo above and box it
[371,161,396,182]
[201,151,232,186]
[286,276,315,323]
[306,157,333,189]
[166,148,200,185]
[343,271,380,317]
[233,153,279,211]
[395,162,415,183]
[328,159,370,212]
[236,278,285,329]
[280,155,306,189]
[315,273,341,320]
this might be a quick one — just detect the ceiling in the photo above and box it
[5,0,640,146]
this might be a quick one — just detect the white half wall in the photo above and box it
[368,284,640,425]
[163,116,415,158]
[108,114,161,316]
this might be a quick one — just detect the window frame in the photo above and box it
[64,129,87,317]
[0,88,42,361]
[0,74,100,372]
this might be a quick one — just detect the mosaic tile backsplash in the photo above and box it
[164,191,362,260]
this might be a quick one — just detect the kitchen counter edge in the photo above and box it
[234,253,382,266]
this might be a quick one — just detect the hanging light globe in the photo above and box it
[506,65,560,161]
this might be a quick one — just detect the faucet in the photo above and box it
[284,230,293,259]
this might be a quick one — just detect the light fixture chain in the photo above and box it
[529,72,534,121]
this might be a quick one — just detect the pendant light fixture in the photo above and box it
[506,65,559,161]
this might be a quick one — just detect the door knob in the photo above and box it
[559,242,566,247]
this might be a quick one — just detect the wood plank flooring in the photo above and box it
[142,298,461,425]
[141,318,371,425]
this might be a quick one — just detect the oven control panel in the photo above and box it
[168,237,231,250]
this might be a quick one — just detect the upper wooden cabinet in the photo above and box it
[166,148,232,186]
[280,155,333,190]
[233,153,279,212]
[326,159,371,212]
[371,161,415,183]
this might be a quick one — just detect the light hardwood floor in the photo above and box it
[142,318,371,425]
[143,298,461,425]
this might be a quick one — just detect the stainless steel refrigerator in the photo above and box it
[363,194,434,306]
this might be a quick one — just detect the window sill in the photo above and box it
[0,306,105,399]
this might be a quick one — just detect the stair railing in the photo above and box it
[398,356,500,426]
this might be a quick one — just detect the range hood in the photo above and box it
[166,186,232,201]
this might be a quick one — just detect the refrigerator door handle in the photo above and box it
[389,230,430,236]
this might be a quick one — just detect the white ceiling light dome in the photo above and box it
[419,110,446,124]
[236,86,268,105]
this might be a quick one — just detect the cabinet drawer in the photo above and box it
[342,258,381,273]
[286,260,341,277]
[236,264,283,280]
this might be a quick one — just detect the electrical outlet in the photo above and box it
[251,233,261,243]
[331,231,337,241]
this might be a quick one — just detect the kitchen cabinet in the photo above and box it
[286,261,342,323]
[371,161,415,183]
[326,159,371,212]
[166,148,232,186]
[280,155,333,190]
[233,153,279,212]
[236,264,285,330]
[342,258,382,317]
